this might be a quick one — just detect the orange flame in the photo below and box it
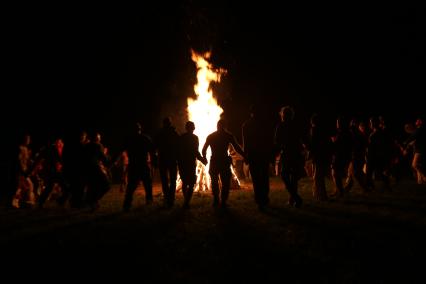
[187,50,226,191]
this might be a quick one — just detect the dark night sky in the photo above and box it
[2,2,425,150]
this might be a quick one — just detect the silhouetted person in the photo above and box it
[365,117,392,191]
[38,138,69,208]
[84,132,111,210]
[308,113,332,201]
[12,134,35,208]
[178,121,207,208]
[274,106,303,207]
[155,117,180,208]
[64,131,90,208]
[123,123,156,211]
[202,119,246,208]
[397,123,417,180]
[345,120,369,192]
[242,105,274,210]
[331,116,353,197]
[410,117,426,184]
[114,150,129,192]
[380,116,403,184]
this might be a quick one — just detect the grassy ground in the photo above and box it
[1,176,425,283]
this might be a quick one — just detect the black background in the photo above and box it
[2,2,424,151]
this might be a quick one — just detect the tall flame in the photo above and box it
[187,50,226,191]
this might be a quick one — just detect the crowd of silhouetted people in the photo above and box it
[7,106,425,212]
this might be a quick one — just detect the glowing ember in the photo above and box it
[187,50,226,191]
